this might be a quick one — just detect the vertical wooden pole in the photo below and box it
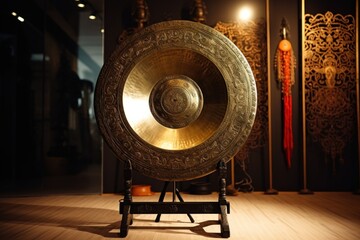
[265,0,278,195]
[231,157,235,189]
[226,157,238,196]
[299,0,312,194]
[355,0,360,195]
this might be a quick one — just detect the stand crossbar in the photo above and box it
[120,201,230,214]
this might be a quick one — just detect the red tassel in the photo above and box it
[276,39,295,168]
[283,95,293,168]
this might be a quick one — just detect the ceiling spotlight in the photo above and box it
[237,5,253,21]
[77,2,85,8]
[11,11,24,22]
[17,16,25,22]
[89,12,96,20]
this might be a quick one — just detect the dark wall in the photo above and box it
[1,0,103,195]
[102,0,359,193]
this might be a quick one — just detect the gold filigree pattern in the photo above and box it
[214,20,268,161]
[304,11,356,171]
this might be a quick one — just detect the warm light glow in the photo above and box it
[100,28,104,33]
[89,14,96,20]
[77,3,85,8]
[17,16,25,22]
[238,6,253,21]
[11,12,17,17]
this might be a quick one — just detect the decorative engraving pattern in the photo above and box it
[214,20,267,190]
[149,76,203,129]
[304,12,356,171]
[162,88,188,113]
[95,20,257,181]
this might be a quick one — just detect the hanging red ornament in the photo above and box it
[275,26,296,168]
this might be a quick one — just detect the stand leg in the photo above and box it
[119,160,133,238]
[175,188,195,223]
[155,181,170,222]
[120,204,132,237]
[156,181,195,223]
[219,205,230,238]
[218,159,230,238]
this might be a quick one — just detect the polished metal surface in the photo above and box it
[149,74,204,130]
[95,20,257,181]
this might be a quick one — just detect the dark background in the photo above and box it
[0,0,358,195]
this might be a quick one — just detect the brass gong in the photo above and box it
[95,20,257,181]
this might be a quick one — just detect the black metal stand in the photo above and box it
[119,159,230,238]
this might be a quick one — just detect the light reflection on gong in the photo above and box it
[123,48,228,150]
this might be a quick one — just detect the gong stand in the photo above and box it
[119,159,230,238]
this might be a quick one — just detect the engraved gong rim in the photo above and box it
[95,20,257,181]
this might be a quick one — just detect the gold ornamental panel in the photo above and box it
[304,12,356,170]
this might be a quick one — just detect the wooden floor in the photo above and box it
[0,192,359,240]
